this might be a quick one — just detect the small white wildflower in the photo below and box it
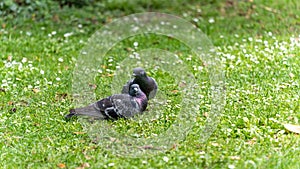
[26,32,32,36]
[22,57,27,63]
[56,77,61,81]
[1,83,8,87]
[193,18,199,22]
[208,18,215,23]
[40,70,44,75]
[108,163,114,167]
[133,42,139,47]
[58,58,63,62]
[28,85,33,89]
[268,32,272,36]
[78,24,82,28]
[132,26,139,32]
[248,37,253,42]
[228,164,235,169]
[64,32,73,38]
[18,63,23,70]
[173,25,177,29]
[163,156,169,162]
[51,31,57,35]
[227,54,236,60]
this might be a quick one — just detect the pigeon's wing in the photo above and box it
[96,97,114,111]
[110,94,141,118]
[121,79,134,94]
[66,101,107,119]
[148,77,158,99]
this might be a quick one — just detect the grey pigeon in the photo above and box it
[66,84,148,120]
[122,67,158,100]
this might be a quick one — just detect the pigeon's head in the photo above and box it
[129,84,143,96]
[133,67,147,78]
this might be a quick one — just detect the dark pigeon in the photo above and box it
[122,67,158,100]
[66,84,148,120]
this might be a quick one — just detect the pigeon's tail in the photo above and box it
[65,103,106,119]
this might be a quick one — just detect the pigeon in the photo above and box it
[121,67,158,100]
[66,84,148,120]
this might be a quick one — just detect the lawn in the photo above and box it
[0,0,299,168]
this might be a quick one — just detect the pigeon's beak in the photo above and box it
[132,73,137,77]
[133,87,138,92]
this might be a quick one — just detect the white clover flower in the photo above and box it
[208,18,215,23]
[64,32,73,38]
[268,32,273,36]
[228,164,235,169]
[163,156,169,162]
[193,18,199,22]
[22,57,27,63]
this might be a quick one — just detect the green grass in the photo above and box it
[1,0,299,168]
